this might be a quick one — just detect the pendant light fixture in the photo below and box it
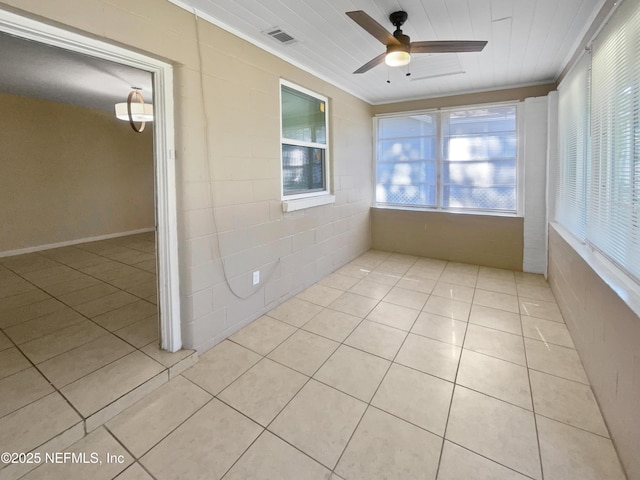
[115,87,153,133]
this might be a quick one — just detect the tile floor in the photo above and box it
[2,249,628,479]
[0,233,196,480]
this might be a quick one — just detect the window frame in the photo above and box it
[279,79,332,206]
[373,101,521,217]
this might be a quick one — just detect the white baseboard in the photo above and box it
[0,228,156,258]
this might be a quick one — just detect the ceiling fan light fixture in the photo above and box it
[385,45,410,67]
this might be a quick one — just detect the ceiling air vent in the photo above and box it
[263,27,297,45]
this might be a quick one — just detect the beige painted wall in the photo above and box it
[548,225,640,479]
[372,208,523,270]
[0,93,154,253]
[0,0,374,351]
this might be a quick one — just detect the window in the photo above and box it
[375,104,518,214]
[280,80,329,199]
[555,0,640,283]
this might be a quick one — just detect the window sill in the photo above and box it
[282,194,335,212]
[372,204,521,218]
[551,222,640,320]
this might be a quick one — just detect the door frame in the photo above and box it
[0,8,182,352]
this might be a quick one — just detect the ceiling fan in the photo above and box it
[346,10,487,74]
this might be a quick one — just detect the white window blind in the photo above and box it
[556,52,590,240]
[589,0,640,282]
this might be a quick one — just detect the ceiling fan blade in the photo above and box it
[346,11,400,46]
[410,40,488,53]
[353,52,386,74]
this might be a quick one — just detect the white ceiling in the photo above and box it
[0,31,152,112]
[172,0,605,104]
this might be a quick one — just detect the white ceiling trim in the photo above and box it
[167,0,370,103]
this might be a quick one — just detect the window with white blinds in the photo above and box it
[555,0,640,283]
[557,53,590,240]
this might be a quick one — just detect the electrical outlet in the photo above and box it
[252,271,260,285]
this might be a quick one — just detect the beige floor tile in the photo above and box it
[0,392,81,462]
[336,406,442,480]
[20,320,108,364]
[396,275,436,294]
[469,304,522,335]
[3,307,86,344]
[366,301,419,331]
[438,441,530,480]
[422,295,471,321]
[478,266,515,280]
[230,316,296,355]
[318,272,360,291]
[302,309,361,342]
[0,298,67,329]
[0,331,11,351]
[20,265,77,285]
[404,266,442,281]
[382,286,429,310]
[61,351,164,417]
[349,279,394,300]
[464,324,526,366]
[395,334,462,381]
[413,257,447,270]
[524,338,589,384]
[530,370,608,436]
[335,263,371,279]
[474,289,520,313]
[445,262,480,275]
[219,358,307,426]
[411,312,467,346]
[107,376,212,457]
[0,347,31,380]
[269,380,366,469]
[267,297,324,327]
[141,398,261,480]
[74,291,139,318]
[114,463,154,480]
[1,254,59,274]
[374,260,411,276]
[521,316,574,348]
[115,315,158,348]
[23,427,133,480]
[446,386,541,479]
[344,320,407,360]
[296,284,345,307]
[38,334,135,388]
[372,363,453,435]
[110,270,157,291]
[517,284,556,302]
[92,299,158,332]
[41,275,101,297]
[361,271,400,288]
[267,330,339,376]
[57,283,119,306]
[182,340,261,395]
[519,298,564,322]
[438,270,477,287]
[328,292,379,318]
[0,276,36,298]
[388,252,418,264]
[432,281,475,303]
[0,367,54,417]
[475,277,518,296]
[537,415,626,480]
[314,345,390,402]
[0,289,50,312]
[82,263,141,282]
[456,349,532,409]
[225,431,331,480]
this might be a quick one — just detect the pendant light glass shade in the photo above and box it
[115,88,153,133]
